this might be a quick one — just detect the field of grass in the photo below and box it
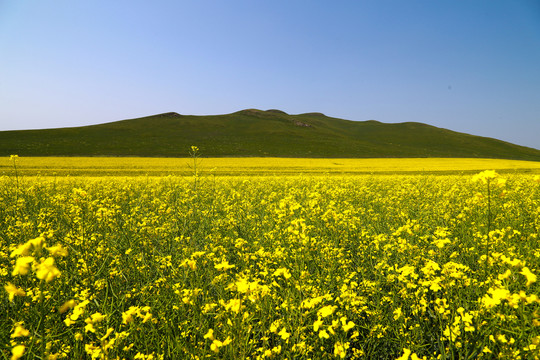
[2,156,540,359]
[3,110,540,160]
[2,156,540,176]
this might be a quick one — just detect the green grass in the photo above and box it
[1,109,540,160]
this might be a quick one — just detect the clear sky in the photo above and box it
[1,0,539,150]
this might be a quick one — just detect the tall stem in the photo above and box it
[485,178,491,275]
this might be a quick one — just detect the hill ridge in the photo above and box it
[1,109,539,160]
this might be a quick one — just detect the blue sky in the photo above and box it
[1,0,539,150]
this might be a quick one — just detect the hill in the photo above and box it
[1,109,540,160]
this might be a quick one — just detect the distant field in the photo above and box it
[2,157,540,176]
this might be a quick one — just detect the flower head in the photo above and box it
[11,344,25,360]
[4,283,26,302]
[472,170,498,184]
[35,257,61,282]
[520,267,537,287]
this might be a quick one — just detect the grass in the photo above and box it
[2,170,540,359]
[1,109,540,160]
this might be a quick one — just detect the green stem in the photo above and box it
[485,178,491,276]
[13,160,19,204]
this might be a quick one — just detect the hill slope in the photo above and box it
[1,109,540,160]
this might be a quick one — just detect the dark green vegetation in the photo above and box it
[2,109,540,160]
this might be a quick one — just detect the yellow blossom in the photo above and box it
[472,170,498,184]
[11,345,25,360]
[273,267,291,279]
[11,323,30,338]
[318,329,330,339]
[278,327,290,340]
[12,256,34,276]
[334,342,348,359]
[35,257,61,282]
[313,318,323,332]
[317,305,337,318]
[396,348,411,360]
[520,267,537,287]
[4,283,25,301]
[59,299,76,314]
[204,329,215,341]
[100,328,114,342]
[46,244,68,257]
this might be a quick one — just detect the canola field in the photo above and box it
[2,156,540,359]
[2,156,540,176]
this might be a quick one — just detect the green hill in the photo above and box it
[1,109,540,160]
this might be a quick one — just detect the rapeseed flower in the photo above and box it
[11,345,25,360]
[333,341,348,358]
[46,244,68,257]
[520,267,537,287]
[35,257,61,282]
[12,256,34,276]
[11,323,30,338]
[396,348,411,360]
[4,282,25,301]
[317,305,337,318]
[472,170,498,184]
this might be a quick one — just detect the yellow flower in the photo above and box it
[334,342,348,359]
[210,341,221,353]
[204,329,215,341]
[10,243,32,258]
[46,244,68,257]
[498,269,512,280]
[122,306,138,324]
[12,256,34,276]
[313,318,323,332]
[11,323,30,338]
[182,259,197,270]
[210,337,231,353]
[100,328,114,342]
[89,312,106,323]
[317,305,337,318]
[35,257,61,282]
[278,327,290,340]
[393,307,402,320]
[4,283,25,302]
[472,170,498,184]
[214,260,235,271]
[84,323,96,333]
[482,287,511,308]
[520,267,537,287]
[141,311,152,323]
[11,345,25,360]
[273,267,291,279]
[59,299,76,314]
[343,320,355,332]
[396,348,411,360]
[84,312,105,332]
[318,329,330,339]
[221,298,241,313]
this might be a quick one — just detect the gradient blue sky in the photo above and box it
[1,0,539,150]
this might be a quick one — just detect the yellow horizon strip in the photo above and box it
[2,157,540,175]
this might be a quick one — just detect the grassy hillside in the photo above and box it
[1,109,540,160]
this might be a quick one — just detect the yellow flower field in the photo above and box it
[1,156,540,176]
[1,156,540,359]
